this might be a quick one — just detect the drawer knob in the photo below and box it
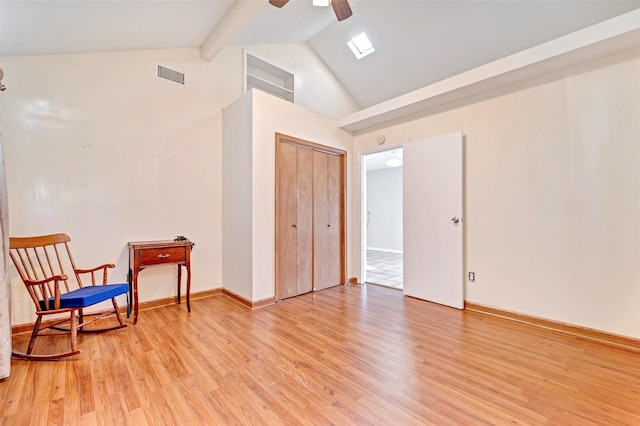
[156,253,171,259]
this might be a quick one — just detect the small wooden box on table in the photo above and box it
[128,239,192,324]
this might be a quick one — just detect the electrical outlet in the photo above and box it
[468,272,475,281]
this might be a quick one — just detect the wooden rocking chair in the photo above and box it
[9,233,129,360]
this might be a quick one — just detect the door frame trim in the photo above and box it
[358,141,408,284]
[276,133,347,155]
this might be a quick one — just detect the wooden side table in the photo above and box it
[128,239,192,324]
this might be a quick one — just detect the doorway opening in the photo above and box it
[363,147,403,289]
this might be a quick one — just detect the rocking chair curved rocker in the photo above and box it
[10,233,129,360]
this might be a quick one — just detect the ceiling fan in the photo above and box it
[268,0,353,22]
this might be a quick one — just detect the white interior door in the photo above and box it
[403,131,464,309]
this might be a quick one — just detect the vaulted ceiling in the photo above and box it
[2,0,640,111]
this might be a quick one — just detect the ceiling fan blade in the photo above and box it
[331,0,353,21]
[269,0,290,7]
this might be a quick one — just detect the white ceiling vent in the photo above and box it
[156,64,185,86]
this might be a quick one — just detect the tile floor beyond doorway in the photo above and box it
[366,249,403,289]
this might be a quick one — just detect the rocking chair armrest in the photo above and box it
[24,274,69,310]
[75,263,115,274]
[75,263,115,286]
[24,274,69,286]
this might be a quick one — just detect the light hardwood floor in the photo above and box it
[1,284,639,425]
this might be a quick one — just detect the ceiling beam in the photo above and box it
[200,0,264,62]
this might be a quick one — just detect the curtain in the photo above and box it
[0,69,10,379]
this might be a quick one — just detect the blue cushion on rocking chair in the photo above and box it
[39,283,129,310]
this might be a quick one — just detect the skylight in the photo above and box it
[347,32,375,60]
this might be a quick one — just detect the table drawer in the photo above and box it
[138,246,186,266]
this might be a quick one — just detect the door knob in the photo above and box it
[292,224,297,228]
[451,217,460,224]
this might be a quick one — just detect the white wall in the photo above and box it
[3,48,226,325]
[354,47,640,339]
[366,166,403,251]
[1,43,359,326]
[6,38,637,339]
[221,92,253,300]
[251,90,354,302]
[220,89,354,303]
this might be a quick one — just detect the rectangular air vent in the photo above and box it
[157,64,185,85]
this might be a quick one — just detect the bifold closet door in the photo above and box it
[275,142,313,299]
[313,150,344,291]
